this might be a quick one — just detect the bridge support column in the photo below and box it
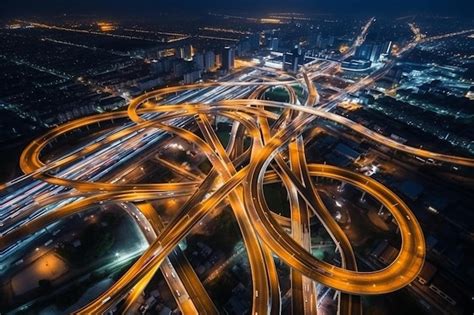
[360,191,366,203]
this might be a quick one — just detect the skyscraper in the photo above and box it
[204,50,216,72]
[269,38,279,51]
[283,46,302,73]
[193,52,205,70]
[222,46,235,72]
[237,38,252,56]
[179,44,193,61]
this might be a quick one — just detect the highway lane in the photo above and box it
[195,113,272,315]
[73,106,271,313]
[2,94,470,312]
[1,78,277,230]
[294,138,361,315]
[1,82,206,194]
[18,104,275,193]
[74,167,250,314]
[168,247,219,315]
[78,80,470,312]
[262,76,350,314]
[119,202,170,314]
[251,65,403,313]
[131,202,218,315]
[254,164,426,294]
[288,141,316,315]
[218,99,474,168]
[270,76,348,314]
[1,70,265,205]
[3,158,420,306]
[241,108,425,294]
[252,81,317,315]
[1,102,194,232]
[2,105,270,313]
[5,41,474,314]
[0,72,273,266]
[0,71,282,314]
[2,136,425,314]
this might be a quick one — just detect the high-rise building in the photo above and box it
[204,50,216,71]
[237,38,252,56]
[238,34,260,56]
[215,53,222,67]
[316,34,323,48]
[193,53,205,70]
[315,34,335,49]
[249,33,260,50]
[173,61,186,77]
[283,46,302,73]
[369,44,382,63]
[179,44,193,61]
[355,43,382,63]
[222,46,235,72]
[355,44,372,60]
[328,36,335,47]
[183,70,202,84]
[269,38,279,51]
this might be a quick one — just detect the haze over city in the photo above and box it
[2,0,474,16]
[0,1,473,315]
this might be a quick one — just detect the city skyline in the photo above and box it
[2,0,474,17]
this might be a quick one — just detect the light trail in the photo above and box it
[1,45,473,315]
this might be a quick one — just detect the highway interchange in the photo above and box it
[1,21,474,315]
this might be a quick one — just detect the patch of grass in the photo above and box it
[264,87,290,103]
[263,183,290,217]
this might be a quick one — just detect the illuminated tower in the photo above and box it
[222,46,235,72]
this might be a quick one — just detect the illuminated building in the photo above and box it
[204,50,216,71]
[183,70,202,84]
[283,45,302,73]
[266,37,279,50]
[179,44,193,61]
[355,43,382,62]
[193,53,205,70]
[222,46,235,72]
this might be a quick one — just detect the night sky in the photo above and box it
[1,0,473,17]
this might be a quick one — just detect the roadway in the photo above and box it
[2,26,474,315]
[3,79,473,314]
